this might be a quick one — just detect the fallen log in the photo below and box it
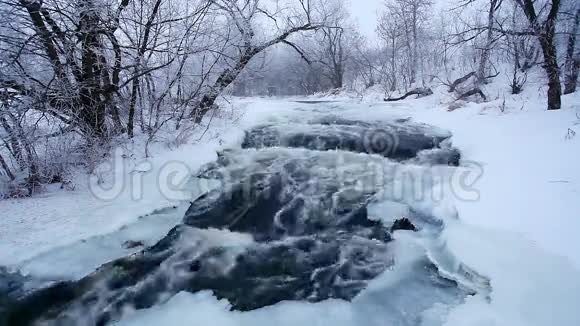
[447,72,475,93]
[384,87,433,102]
[456,88,487,101]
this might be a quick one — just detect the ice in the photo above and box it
[16,205,188,281]
[108,91,580,326]
[0,140,225,268]
[114,232,471,326]
[1,142,481,325]
[3,93,580,326]
[367,200,411,224]
[109,147,481,326]
[241,116,456,163]
[442,221,580,326]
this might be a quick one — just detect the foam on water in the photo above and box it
[1,118,486,326]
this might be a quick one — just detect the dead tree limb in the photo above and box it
[456,88,487,101]
[448,72,476,93]
[384,87,433,102]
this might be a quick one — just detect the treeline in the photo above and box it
[0,0,578,197]
[0,0,337,196]
[235,0,578,108]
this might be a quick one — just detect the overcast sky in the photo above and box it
[348,0,384,42]
[348,0,451,42]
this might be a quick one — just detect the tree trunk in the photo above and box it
[19,0,64,77]
[448,71,476,93]
[391,37,397,91]
[456,88,487,101]
[477,0,500,85]
[335,31,344,89]
[127,77,140,138]
[79,3,107,136]
[411,8,418,85]
[127,0,163,138]
[5,112,41,195]
[0,153,15,181]
[564,9,579,94]
[539,33,562,110]
[0,115,25,170]
[97,43,123,135]
[192,49,258,123]
[384,87,433,101]
[516,0,562,110]
[333,60,344,89]
[192,18,322,123]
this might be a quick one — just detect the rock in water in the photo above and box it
[1,149,396,325]
[241,116,460,164]
[391,218,418,232]
[122,240,145,249]
[1,125,469,326]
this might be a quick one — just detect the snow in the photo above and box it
[120,91,579,325]
[0,140,221,267]
[114,231,468,326]
[0,99,310,272]
[1,83,580,325]
[0,106,237,267]
[16,205,188,281]
[387,89,580,269]
[442,220,580,326]
[308,84,580,268]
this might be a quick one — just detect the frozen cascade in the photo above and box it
[0,116,488,326]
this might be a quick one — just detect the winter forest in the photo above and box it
[0,0,578,196]
[1,1,580,325]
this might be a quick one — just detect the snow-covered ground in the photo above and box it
[0,100,298,268]
[390,91,580,270]
[375,89,580,326]
[1,85,579,325]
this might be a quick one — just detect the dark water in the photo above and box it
[293,100,339,104]
[0,116,474,326]
[242,116,460,165]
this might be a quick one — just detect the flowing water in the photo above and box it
[0,112,488,326]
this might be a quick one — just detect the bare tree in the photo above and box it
[349,40,385,90]
[563,8,579,94]
[477,0,503,85]
[192,0,329,122]
[378,10,403,91]
[319,26,345,89]
[2,0,578,197]
[126,0,164,138]
[513,0,562,110]
[502,2,540,94]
